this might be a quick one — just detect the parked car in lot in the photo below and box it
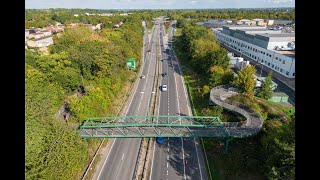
[161,84,167,91]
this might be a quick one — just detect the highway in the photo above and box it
[150,20,208,180]
[96,19,161,180]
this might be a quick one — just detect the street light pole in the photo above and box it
[260,63,263,77]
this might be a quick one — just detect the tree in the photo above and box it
[232,65,256,96]
[261,116,295,179]
[257,72,273,100]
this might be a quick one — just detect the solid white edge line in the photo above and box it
[181,137,186,180]
[97,138,116,180]
[194,137,203,180]
[149,139,156,180]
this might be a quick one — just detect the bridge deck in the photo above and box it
[78,86,264,138]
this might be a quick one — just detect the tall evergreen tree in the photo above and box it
[257,72,273,100]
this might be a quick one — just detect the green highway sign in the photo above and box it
[127,58,136,69]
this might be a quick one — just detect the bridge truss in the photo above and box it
[78,116,259,138]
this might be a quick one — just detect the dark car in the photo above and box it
[162,73,167,77]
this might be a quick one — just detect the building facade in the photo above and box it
[212,25,295,78]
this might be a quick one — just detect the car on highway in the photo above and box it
[162,73,167,77]
[140,75,145,79]
[161,85,167,91]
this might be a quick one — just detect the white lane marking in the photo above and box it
[167,155,169,161]
[150,139,156,179]
[141,92,144,93]
[167,162,168,168]
[121,153,125,160]
[194,138,203,180]
[97,138,116,180]
[167,170,168,175]
[181,137,186,180]
[167,148,169,152]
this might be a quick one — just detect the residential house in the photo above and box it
[27,36,53,48]
[233,19,253,25]
[252,18,267,26]
[98,13,115,16]
[120,13,128,16]
[27,32,45,39]
[264,19,274,26]
[40,30,52,36]
[91,23,102,30]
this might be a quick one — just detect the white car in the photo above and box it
[161,85,167,91]
[140,75,145,79]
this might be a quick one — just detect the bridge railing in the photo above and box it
[210,85,264,137]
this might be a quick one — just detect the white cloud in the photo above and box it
[191,0,198,3]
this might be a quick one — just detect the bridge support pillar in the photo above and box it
[224,138,231,153]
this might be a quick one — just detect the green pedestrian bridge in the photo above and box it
[78,86,264,139]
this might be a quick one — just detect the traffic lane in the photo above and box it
[151,135,169,180]
[113,138,142,180]
[167,138,185,180]
[183,138,206,180]
[97,138,122,180]
[98,22,159,180]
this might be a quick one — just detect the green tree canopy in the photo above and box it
[232,65,256,95]
[257,72,273,100]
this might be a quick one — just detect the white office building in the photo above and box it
[212,25,295,78]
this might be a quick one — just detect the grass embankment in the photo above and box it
[173,28,267,180]
[164,20,172,34]
[81,78,133,179]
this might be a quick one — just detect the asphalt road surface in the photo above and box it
[96,18,161,180]
[150,20,208,180]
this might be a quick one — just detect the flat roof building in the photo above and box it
[212,25,295,78]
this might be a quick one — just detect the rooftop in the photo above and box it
[30,35,53,41]
[272,50,295,58]
[258,33,295,38]
[252,18,264,21]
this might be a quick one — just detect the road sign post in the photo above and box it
[127,58,136,69]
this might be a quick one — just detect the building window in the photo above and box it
[280,68,283,72]
[262,60,264,63]
[255,56,257,59]
[268,63,270,66]
[293,73,295,76]
[283,60,285,64]
[276,57,278,60]
[272,64,274,68]
[266,53,269,56]
[286,71,289,75]
[269,54,272,57]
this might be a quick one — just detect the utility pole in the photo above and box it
[260,63,264,77]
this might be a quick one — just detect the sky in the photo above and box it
[25,0,295,9]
